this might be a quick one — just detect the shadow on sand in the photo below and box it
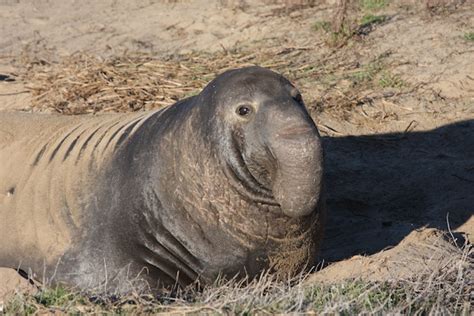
[319,119,474,262]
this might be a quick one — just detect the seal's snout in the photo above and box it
[265,107,323,219]
[271,139,323,218]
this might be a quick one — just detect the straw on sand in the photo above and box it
[18,49,301,115]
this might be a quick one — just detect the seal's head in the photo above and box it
[199,66,323,219]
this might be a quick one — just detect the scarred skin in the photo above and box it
[0,67,325,293]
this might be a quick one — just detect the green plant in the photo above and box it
[463,32,474,41]
[378,71,405,88]
[360,14,386,27]
[349,61,383,84]
[360,0,388,11]
[34,286,75,307]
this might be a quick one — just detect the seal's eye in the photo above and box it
[294,93,303,104]
[237,105,252,116]
[291,88,304,105]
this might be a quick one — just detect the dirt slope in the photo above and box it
[0,0,473,298]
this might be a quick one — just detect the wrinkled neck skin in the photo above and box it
[121,94,324,287]
[219,114,278,206]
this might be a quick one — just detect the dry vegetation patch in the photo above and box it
[16,49,299,115]
[2,232,472,315]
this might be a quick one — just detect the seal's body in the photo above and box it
[0,67,325,292]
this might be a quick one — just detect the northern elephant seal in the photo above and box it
[0,66,325,293]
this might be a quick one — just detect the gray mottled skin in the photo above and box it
[0,67,325,293]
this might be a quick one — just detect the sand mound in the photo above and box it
[310,228,473,283]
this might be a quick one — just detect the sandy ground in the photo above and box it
[0,0,473,301]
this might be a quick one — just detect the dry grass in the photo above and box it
[16,48,304,115]
[2,233,472,315]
